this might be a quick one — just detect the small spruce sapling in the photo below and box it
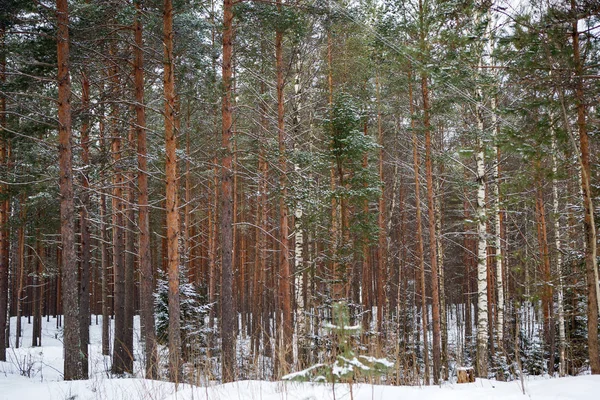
[154,269,212,357]
[283,301,393,384]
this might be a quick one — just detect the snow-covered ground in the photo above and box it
[0,315,598,400]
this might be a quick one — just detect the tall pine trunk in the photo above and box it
[32,234,43,347]
[422,70,441,385]
[15,197,25,349]
[124,124,135,372]
[571,0,600,374]
[376,71,385,336]
[79,71,91,377]
[275,10,292,370]
[535,173,554,374]
[56,0,83,380]
[409,67,429,385]
[134,1,158,378]
[163,0,182,382]
[99,105,110,356]
[110,40,129,375]
[0,24,9,362]
[220,0,236,382]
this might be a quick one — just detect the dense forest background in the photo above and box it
[0,0,599,386]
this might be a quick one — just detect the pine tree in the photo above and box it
[220,0,236,383]
[134,0,158,379]
[163,0,182,382]
[56,0,83,380]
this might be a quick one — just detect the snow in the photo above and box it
[1,315,599,400]
[281,363,324,381]
[358,355,394,368]
[322,323,361,331]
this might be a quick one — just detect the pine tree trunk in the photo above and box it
[252,138,267,355]
[388,139,400,318]
[571,1,600,374]
[550,117,566,377]
[232,94,241,340]
[110,40,128,375]
[15,198,25,349]
[163,0,182,382]
[220,0,236,382]
[32,234,43,347]
[535,172,554,375]
[98,88,110,357]
[208,159,217,351]
[376,71,386,336]
[422,70,442,385]
[123,124,135,373]
[327,28,341,301]
[361,120,371,335]
[184,113,191,280]
[79,71,91,377]
[134,1,158,377]
[409,67,429,385]
[0,25,9,362]
[275,10,292,370]
[207,1,218,354]
[56,0,83,379]
[252,70,269,359]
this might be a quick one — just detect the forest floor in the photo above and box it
[0,316,598,400]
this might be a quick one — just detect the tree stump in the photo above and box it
[457,367,475,383]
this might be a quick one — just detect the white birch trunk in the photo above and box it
[550,113,566,377]
[475,7,491,377]
[475,96,489,377]
[294,200,304,364]
[491,96,504,344]
[292,57,306,367]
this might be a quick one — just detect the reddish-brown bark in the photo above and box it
[276,0,293,371]
[220,0,236,382]
[79,71,91,377]
[109,40,129,375]
[572,0,600,374]
[56,0,83,380]
[0,25,8,362]
[409,67,429,385]
[163,0,182,382]
[134,1,158,378]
